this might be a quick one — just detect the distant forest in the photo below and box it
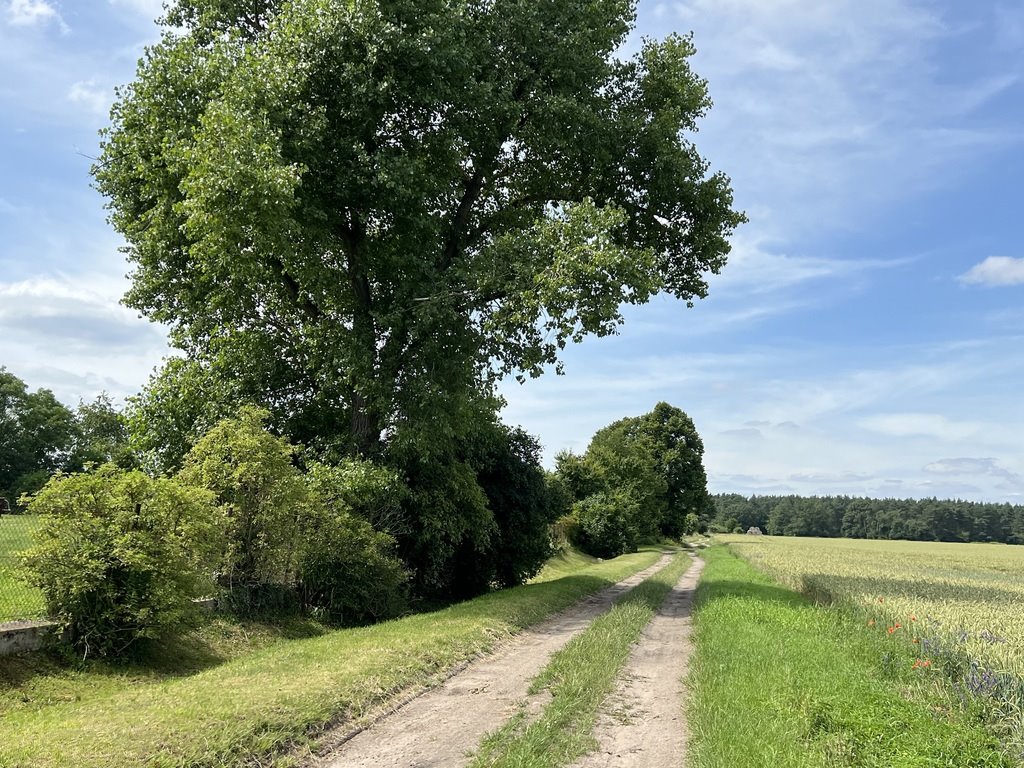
[711,494,1024,544]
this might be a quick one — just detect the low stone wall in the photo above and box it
[0,619,60,656]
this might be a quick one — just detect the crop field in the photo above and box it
[719,534,1024,677]
[0,514,44,622]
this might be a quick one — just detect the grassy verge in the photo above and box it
[531,546,601,583]
[688,545,1012,767]
[0,515,44,622]
[469,551,691,768]
[0,548,660,767]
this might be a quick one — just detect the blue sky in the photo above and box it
[1,0,1022,502]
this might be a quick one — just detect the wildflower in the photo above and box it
[910,615,917,622]
[888,626,897,634]
[894,623,902,629]
[912,638,919,644]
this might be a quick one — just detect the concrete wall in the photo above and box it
[0,619,60,656]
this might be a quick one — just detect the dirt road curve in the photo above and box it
[571,554,704,768]
[310,552,702,768]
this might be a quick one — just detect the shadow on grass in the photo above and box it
[0,614,329,691]
[694,578,806,609]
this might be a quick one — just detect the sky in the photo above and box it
[0,0,1022,503]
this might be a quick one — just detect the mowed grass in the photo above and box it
[470,551,692,768]
[0,515,44,622]
[0,547,660,767]
[720,535,1024,675]
[688,545,1011,767]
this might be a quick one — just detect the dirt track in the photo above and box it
[309,551,702,768]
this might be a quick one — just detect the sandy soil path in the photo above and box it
[569,554,704,768]
[310,553,676,768]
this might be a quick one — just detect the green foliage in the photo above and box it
[556,402,711,556]
[303,457,408,537]
[400,455,496,600]
[71,393,134,469]
[553,450,603,502]
[710,493,1024,543]
[298,497,407,625]
[299,461,407,623]
[470,423,555,589]
[0,368,78,505]
[126,357,245,474]
[20,465,221,657]
[95,0,743,464]
[177,407,306,592]
[572,492,639,559]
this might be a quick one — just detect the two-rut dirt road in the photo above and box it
[308,551,704,768]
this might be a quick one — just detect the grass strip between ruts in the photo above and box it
[468,550,693,768]
[687,544,1012,768]
[0,549,662,768]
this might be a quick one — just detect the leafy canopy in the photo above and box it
[96,0,744,457]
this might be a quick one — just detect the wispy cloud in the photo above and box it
[647,0,1020,239]
[67,80,111,116]
[859,413,981,441]
[923,457,1021,484]
[5,0,67,31]
[960,256,1024,286]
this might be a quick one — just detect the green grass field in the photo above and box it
[0,515,44,622]
[689,545,1013,767]
[0,546,660,767]
[720,534,1024,677]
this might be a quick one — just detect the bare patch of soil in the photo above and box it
[569,554,704,768]
[308,553,676,768]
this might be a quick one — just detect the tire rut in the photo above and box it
[569,554,704,768]
[307,552,677,768]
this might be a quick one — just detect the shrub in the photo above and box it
[20,464,220,658]
[177,407,306,592]
[303,459,408,537]
[299,462,407,623]
[572,492,640,559]
[550,513,580,550]
[298,499,407,625]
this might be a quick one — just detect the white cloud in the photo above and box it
[68,80,111,116]
[960,256,1024,286]
[642,0,1019,240]
[0,275,170,403]
[5,0,66,30]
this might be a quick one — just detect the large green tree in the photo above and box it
[96,0,743,459]
[0,368,78,504]
[557,402,711,546]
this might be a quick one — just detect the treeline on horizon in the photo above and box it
[712,493,1024,544]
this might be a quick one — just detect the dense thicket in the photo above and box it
[712,493,1024,543]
